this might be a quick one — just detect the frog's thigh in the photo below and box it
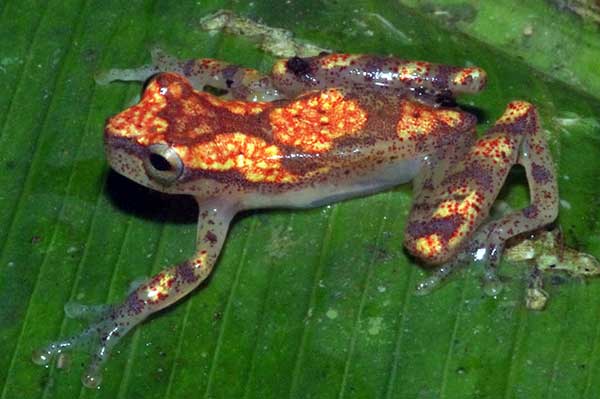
[404,101,558,266]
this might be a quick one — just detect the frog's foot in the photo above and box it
[450,224,509,295]
[415,256,466,295]
[415,264,457,295]
[470,241,506,296]
[32,299,144,388]
[32,278,155,385]
[413,238,504,296]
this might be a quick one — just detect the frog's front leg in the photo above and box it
[97,48,283,101]
[33,200,236,388]
[405,101,558,294]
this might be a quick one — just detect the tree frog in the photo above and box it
[33,52,558,387]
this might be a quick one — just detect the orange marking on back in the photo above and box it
[183,132,296,183]
[205,94,269,116]
[269,89,367,153]
[396,101,463,141]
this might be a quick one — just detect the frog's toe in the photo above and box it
[33,303,137,388]
[32,347,54,366]
[414,262,463,295]
[32,337,75,367]
[481,268,504,296]
[414,273,444,295]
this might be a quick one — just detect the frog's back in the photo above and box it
[105,73,475,208]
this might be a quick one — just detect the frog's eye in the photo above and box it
[143,143,184,185]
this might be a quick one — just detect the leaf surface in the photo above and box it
[1,1,599,398]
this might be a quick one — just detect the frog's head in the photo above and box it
[104,73,195,194]
[104,73,293,195]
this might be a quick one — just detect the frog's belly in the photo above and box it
[244,156,424,209]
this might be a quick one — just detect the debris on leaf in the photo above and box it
[505,229,600,309]
[200,10,329,58]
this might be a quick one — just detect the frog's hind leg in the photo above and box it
[96,48,283,101]
[32,200,237,388]
[405,102,558,294]
[467,102,558,293]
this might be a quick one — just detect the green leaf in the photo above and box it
[1,1,600,398]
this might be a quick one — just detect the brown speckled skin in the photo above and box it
[105,73,475,196]
[35,53,558,387]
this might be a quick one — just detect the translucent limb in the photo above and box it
[33,200,236,388]
[406,102,559,295]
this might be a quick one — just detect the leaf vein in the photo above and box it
[438,279,468,398]
[203,217,258,398]
[337,194,393,399]
[384,266,416,399]
[288,206,339,399]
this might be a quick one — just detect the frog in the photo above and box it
[33,51,559,388]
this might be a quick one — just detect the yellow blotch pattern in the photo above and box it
[440,190,484,250]
[497,101,533,124]
[396,101,463,141]
[396,61,431,83]
[451,67,486,88]
[318,54,362,69]
[414,234,443,258]
[269,89,367,153]
[183,132,296,183]
[205,94,269,116]
[470,135,515,165]
[106,80,168,139]
[143,270,176,304]
[272,59,288,76]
